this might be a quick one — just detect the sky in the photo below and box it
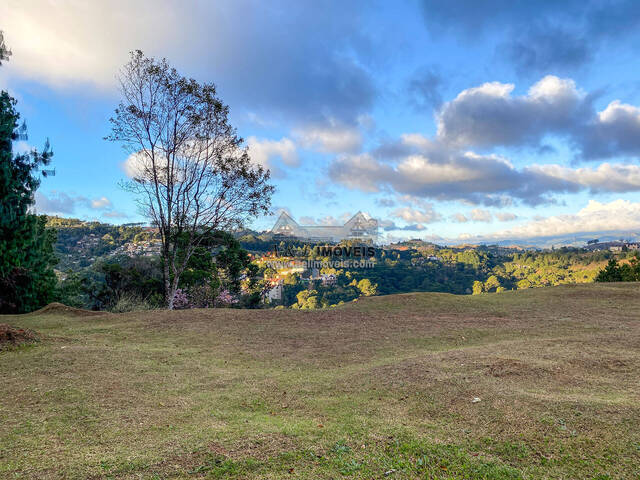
[3,0,640,245]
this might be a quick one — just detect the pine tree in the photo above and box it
[0,32,57,313]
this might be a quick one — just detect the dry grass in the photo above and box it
[1,283,639,479]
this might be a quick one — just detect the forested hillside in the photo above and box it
[45,216,634,312]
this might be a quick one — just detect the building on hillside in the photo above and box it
[263,281,283,302]
[320,273,336,286]
[271,211,378,243]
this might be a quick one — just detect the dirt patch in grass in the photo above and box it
[30,302,109,317]
[0,323,38,349]
[146,435,299,478]
[485,358,550,378]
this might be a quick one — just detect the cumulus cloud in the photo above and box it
[530,163,640,193]
[452,210,516,223]
[495,212,518,222]
[91,196,112,209]
[294,121,363,154]
[330,148,549,206]
[34,191,79,214]
[330,124,640,206]
[122,152,147,180]
[435,75,640,160]
[481,200,640,240]
[247,137,298,175]
[0,1,376,125]
[451,213,469,223]
[580,101,640,159]
[391,205,441,224]
[436,76,587,149]
[35,191,116,214]
[395,223,427,232]
[375,197,396,208]
[469,208,492,222]
[380,220,427,232]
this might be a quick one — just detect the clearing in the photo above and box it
[1,284,639,479]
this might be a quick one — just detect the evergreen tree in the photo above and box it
[595,259,623,282]
[0,32,57,313]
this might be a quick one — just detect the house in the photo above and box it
[320,274,336,286]
[264,282,283,302]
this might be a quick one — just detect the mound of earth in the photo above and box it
[30,302,107,317]
[0,324,38,349]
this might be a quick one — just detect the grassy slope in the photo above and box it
[1,284,639,479]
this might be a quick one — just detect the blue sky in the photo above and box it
[4,0,640,244]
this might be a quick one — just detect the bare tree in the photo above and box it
[107,51,273,309]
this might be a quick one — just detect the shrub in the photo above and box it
[172,289,191,309]
[110,293,153,313]
[215,289,239,307]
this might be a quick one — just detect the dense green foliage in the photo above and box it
[248,241,617,308]
[48,218,625,310]
[54,229,263,311]
[0,44,58,313]
[47,216,151,270]
[595,255,640,282]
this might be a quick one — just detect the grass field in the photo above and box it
[1,284,639,479]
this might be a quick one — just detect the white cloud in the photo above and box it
[452,210,516,223]
[35,191,115,214]
[247,137,299,173]
[530,163,640,193]
[0,1,375,125]
[122,152,148,179]
[469,208,492,222]
[483,200,640,240]
[434,74,640,160]
[91,196,112,209]
[34,191,79,214]
[581,100,640,159]
[294,121,362,154]
[380,220,427,232]
[331,147,544,206]
[330,128,640,206]
[0,1,159,89]
[495,212,518,222]
[437,75,585,148]
[391,205,441,224]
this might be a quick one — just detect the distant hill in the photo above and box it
[46,216,160,271]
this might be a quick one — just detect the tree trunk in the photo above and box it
[163,256,174,310]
